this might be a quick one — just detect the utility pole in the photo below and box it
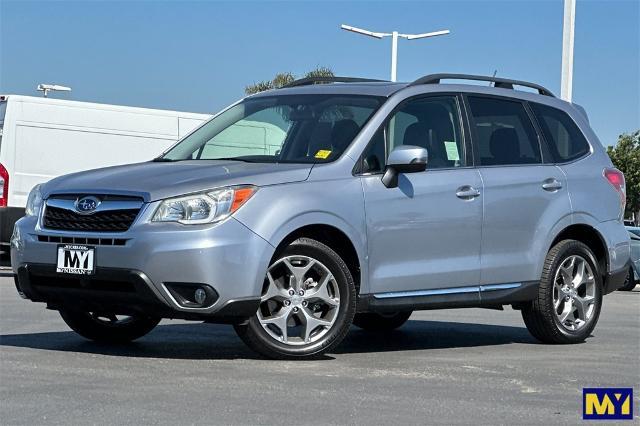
[560,0,576,101]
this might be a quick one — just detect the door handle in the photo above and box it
[542,178,563,192]
[456,186,481,200]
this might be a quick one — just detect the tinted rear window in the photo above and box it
[467,96,542,166]
[530,103,590,163]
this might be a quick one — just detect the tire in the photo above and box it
[353,311,412,331]
[618,267,637,291]
[522,239,603,344]
[234,237,356,359]
[59,309,160,343]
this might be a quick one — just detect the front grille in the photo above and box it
[43,205,140,232]
[37,235,128,246]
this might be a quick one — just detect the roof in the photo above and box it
[247,77,580,118]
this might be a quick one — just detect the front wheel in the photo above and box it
[59,309,160,343]
[522,240,602,344]
[618,267,637,291]
[234,238,356,359]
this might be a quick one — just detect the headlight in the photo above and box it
[25,184,43,217]
[152,186,256,224]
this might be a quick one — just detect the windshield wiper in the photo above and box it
[152,157,178,162]
[214,157,262,163]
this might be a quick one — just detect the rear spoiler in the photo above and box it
[571,103,589,123]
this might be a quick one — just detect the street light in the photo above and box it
[341,24,450,82]
[37,84,72,98]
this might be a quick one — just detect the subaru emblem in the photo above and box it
[75,196,100,214]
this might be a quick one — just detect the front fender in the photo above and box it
[233,178,369,292]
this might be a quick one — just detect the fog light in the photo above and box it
[194,288,206,305]
[164,282,218,308]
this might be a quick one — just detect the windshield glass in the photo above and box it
[162,94,384,163]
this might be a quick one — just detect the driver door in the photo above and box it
[359,95,483,295]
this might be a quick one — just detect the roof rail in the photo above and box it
[408,73,555,97]
[283,76,388,88]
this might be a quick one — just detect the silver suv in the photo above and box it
[10,74,631,359]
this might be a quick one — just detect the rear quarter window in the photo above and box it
[530,103,590,163]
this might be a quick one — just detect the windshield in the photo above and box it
[162,94,384,163]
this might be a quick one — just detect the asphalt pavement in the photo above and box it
[1,275,638,425]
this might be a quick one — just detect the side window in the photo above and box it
[467,96,542,166]
[530,103,590,162]
[360,96,464,173]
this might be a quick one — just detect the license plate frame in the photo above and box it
[56,244,96,275]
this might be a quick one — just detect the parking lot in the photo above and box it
[0,274,638,425]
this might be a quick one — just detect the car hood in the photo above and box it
[42,160,313,202]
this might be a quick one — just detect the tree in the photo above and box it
[303,66,334,79]
[607,130,640,224]
[245,67,334,95]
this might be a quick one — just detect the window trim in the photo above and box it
[463,93,546,168]
[527,101,593,165]
[353,93,470,176]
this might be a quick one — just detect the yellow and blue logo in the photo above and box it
[583,388,633,420]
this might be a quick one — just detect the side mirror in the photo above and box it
[381,145,428,188]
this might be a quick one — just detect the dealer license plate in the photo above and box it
[56,244,95,275]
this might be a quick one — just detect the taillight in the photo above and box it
[604,167,626,220]
[0,163,8,208]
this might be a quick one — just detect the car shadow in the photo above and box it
[336,319,537,354]
[0,319,538,360]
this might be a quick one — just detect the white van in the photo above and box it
[0,95,211,258]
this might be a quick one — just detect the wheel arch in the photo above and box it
[272,223,363,295]
[548,223,609,281]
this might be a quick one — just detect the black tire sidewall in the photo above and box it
[353,311,412,331]
[59,309,160,343]
[238,238,356,358]
[619,267,637,291]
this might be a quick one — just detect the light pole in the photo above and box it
[560,0,576,101]
[341,24,450,82]
[37,84,72,98]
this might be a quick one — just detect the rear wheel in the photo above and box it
[353,311,412,331]
[59,309,160,343]
[618,267,637,291]
[234,238,356,359]
[522,240,602,344]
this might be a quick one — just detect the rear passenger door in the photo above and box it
[465,95,571,286]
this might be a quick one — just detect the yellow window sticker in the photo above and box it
[314,150,332,159]
[444,141,460,161]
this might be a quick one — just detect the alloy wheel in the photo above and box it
[258,255,340,345]
[553,255,596,331]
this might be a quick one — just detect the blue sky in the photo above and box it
[1,0,638,145]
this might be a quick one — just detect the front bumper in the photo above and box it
[10,214,274,321]
[13,265,259,322]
